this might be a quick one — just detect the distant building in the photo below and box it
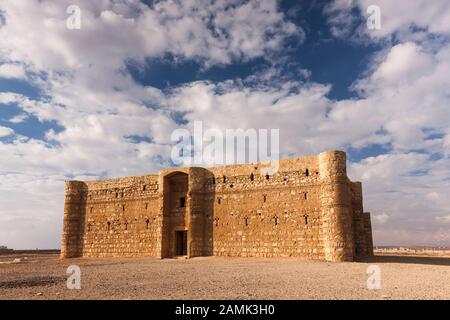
[61,150,373,262]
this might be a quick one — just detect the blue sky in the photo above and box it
[125,0,380,99]
[0,0,450,249]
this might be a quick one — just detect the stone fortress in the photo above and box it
[61,150,373,262]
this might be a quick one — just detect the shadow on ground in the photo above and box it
[357,254,450,266]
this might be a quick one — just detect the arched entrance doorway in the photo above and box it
[162,172,189,257]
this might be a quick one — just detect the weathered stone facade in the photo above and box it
[61,150,373,262]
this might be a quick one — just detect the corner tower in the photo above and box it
[60,180,87,258]
[319,151,354,261]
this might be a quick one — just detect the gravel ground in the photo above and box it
[0,253,449,300]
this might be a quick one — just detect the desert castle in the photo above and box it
[61,150,373,262]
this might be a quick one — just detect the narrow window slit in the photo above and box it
[273,215,279,226]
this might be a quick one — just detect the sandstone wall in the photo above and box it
[363,212,374,256]
[205,156,324,259]
[61,175,163,258]
[60,150,373,261]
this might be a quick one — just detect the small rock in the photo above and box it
[13,258,21,263]
[381,294,391,299]
[36,292,43,296]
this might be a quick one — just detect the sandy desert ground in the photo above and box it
[0,253,449,300]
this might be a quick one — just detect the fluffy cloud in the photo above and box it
[8,113,28,124]
[325,0,450,41]
[0,174,63,249]
[324,0,359,38]
[0,63,26,79]
[436,215,450,223]
[333,41,450,153]
[369,42,434,86]
[372,212,389,225]
[167,79,334,156]
[0,126,14,137]
[0,0,300,71]
[356,0,450,39]
[349,153,450,246]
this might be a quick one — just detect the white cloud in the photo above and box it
[357,0,450,39]
[0,0,301,71]
[8,113,28,124]
[0,92,22,104]
[324,0,358,38]
[444,131,450,157]
[426,192,440,201]
[0,63,26,79]
[372,212,389,225]
[0,126,14,137]
[436,215,450,223]
[370,42,434,85]
[325,0,450,41]
[345,40,450,152]
[349,152,450,246]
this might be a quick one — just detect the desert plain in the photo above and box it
[0,252,449,300]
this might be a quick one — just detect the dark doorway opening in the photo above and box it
[176,231,187,256]
[180,196,186,208]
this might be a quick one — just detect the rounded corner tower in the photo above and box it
[60,180,87,259]
[319,150,355,262]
